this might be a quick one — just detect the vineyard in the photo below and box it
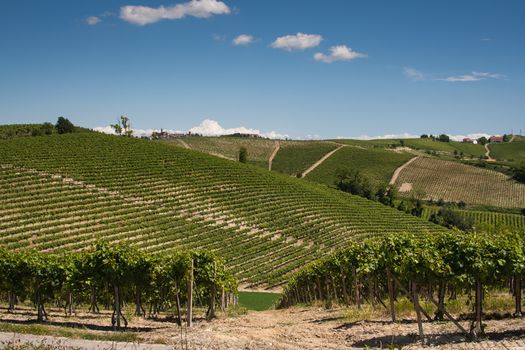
[335,138,486,158]
[305,146,413,188]
[270,141,338,176]
[0,242,236,329]
[0,133,445,289]
[394,157,525,208]
[422,207,525,231]
[281,230,525,339]
[166,136,277,166]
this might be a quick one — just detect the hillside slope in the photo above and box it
[394,157,525,208]
[0,133,445,288]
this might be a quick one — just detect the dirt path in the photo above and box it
[301,145,345,178]
[268,141,280,171]
[485,143,496,162]
[177,139,191,149]
[389,156,419,185]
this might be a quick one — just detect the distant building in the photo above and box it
[489,136,504,143]
[462,138,473,143]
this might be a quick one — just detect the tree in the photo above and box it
[411,199,424,217]
[420,134,429,139]
[335,169,375,200]
[41,122,54,135]
[238,146,248,163]
[437,134,450,142]
[429,208,474,231]
[512,165,525,184]
[111,116,133,137]
[477,136,488,146]
[55,117,75,134]
[376,184,396,207]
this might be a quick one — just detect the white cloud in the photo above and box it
[336,132,495,142]
[95,119,288,139]
[271,33,322,51]
[313,45,366,63]
[120,0,231,26]
[403,67,425,81]
[233,34,254,46]
[189,119,288,139]
[442,71,505,82]
[341,133,420,140]
[94,126,184,138]
[86,16,101,25]
[447,133,492,142]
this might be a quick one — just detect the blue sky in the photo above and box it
[0,0,524,139]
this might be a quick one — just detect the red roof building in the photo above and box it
[489,136,504,143]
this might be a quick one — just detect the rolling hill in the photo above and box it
[0,132,445,289]
[393,157,525,208]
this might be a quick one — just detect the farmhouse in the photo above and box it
[489,135,504,143]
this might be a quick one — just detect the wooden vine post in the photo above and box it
[187,259,194,328]
[386,269,396,322]
[514,276,522,317]
[411,282,424,340]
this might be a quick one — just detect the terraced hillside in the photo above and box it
[305,146,414,188]
[394,157,525,208]
[0,133,445,288]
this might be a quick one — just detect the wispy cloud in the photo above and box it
[271,33,322,51]
[120,0,231,26]
[86,16,101,25]
[233,34,254,46]
[313,45,366,63]
[403,67,425,81]
[441,71,505,82]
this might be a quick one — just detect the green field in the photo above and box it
[0,132,445,288]
[238,291,281,311]
[271,141,338,176]
[489,136,525,164]
[305,146,414,188]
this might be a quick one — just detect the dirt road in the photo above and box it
[389,156,419,185]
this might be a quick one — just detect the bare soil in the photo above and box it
[2,306,525,349]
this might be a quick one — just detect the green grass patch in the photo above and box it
[0,322,138,343]
[238,291,281,311]
[489,136,525,164]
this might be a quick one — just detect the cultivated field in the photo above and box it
[394,157,525,207]
[0,133,444,289]
[305,146,414,188]
[165,136,277,166]
[421,207,525,231]
[270,141,338,176]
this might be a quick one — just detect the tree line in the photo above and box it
[279,230,525,339]
[0,242,237,329]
